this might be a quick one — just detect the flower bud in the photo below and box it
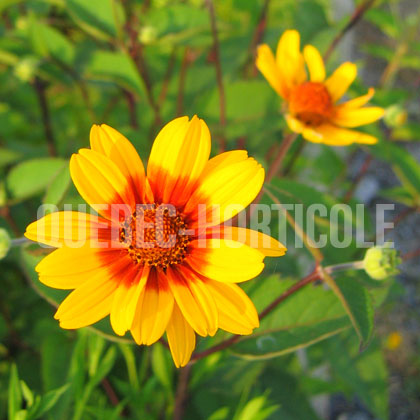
[0,228,11,260]
[384,104,407,128]
[363,242,401,280]
[14,57,39,83]
[139,26,157,45]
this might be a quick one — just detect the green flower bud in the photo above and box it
[384,104,407,128]
[0,229,11,260]
[139,26,158,45]
[14,57,39,83]
[363,242,401,280]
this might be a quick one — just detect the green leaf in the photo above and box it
[87,51,145,96]
[151,343,174,392]
[246,276,345,330]
[370,142,420,199]
[322,271,373,346]
[232,317,349,360]
[32,384,70,420]
[20,380,34,407]
[327,335,389,419]
[235,395,278,420]
[8,364,22,420]
[43,164,71,206]
[66,0,124,41]
[28,18,75,65]
[0,148,22,168]
[380,186,415,207]
[7,158,66,200]
[365,8,400,39]
[294,0,329,42]
[144,4,210,46]
[87,346,117,390]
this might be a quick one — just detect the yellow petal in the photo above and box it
[70,150,134,220]
[325,62,357,102]
[276,30,306,90]
[340,87,375,109]
[332,106,385,128]
[187,238,265,283]
[201,150,249,178]
[205,280,259,335]
[184,153,264,228]
[147,116,211,207]
[302,123,378,146]
[36,246,125,289]
[25,211,110,248]
[90,124,152,203]
[54,271,119,329]
[166,303,196,368]
[219,227,287,257]
[303,45,325,82]
[285,114,305,134]
[256,44,288,98]
[182,267,218,336]
[167,267,216,337]
[110,266,147,336]
[131,270,174,345]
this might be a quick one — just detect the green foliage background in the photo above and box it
[1,0,420,419]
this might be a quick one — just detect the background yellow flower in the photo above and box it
[257,30,385,146]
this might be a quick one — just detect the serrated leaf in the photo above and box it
[7,158,66,200]
[231,317,349,360]
[322,271,374,346]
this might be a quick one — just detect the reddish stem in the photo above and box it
[191,269,319,362]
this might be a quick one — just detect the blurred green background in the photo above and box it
[1,0,420,419]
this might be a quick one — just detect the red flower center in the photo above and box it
[120,204,191,270]
[289,82,333,126]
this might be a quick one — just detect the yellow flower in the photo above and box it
[256,30,385,146]
[25,116,286,367]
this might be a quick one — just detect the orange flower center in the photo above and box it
[289,82,333,126]
[120,204,191,270]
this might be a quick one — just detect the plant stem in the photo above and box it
[323,0,377,61]
[122,3,161,129]
[123,89,138,128]
[191,269,320,362]
[158,47,178,107]
[176,47,191,117]
[343,154,373,202]
[324,260,365,274]
[33,77,57,157]
[259,269,320,320]
[252,133,297,209]
[266,133,298,183]
[245,0,271,76]
[173,364,192,420]
[206,0,226,152]
[11,237,30,247]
